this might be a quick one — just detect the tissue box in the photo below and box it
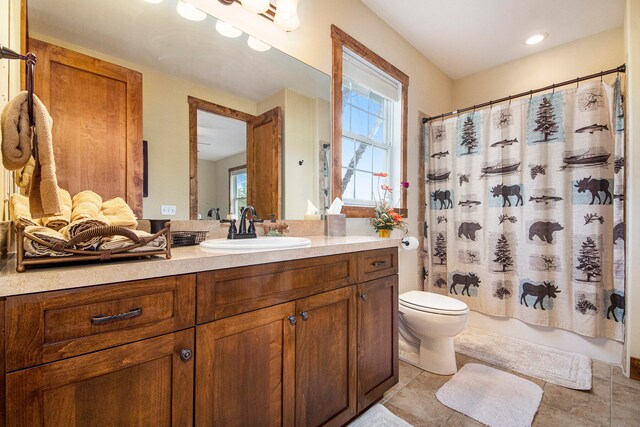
[325,214,346,236]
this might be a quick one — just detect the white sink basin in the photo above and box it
[199,236,312,251]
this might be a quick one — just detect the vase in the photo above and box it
[378,229,391,238]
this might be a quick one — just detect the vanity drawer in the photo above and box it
[5,274,195,371]
[197,253,357,322]
[357,248,398,282]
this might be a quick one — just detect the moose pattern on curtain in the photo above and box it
[423,78,625,341]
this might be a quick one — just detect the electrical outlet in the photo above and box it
[161,205,176,216]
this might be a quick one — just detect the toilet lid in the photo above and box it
[399,291,469,315]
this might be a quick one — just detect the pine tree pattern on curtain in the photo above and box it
[422,78,625,341]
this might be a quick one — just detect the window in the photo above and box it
[331,26,408,217]
[229,166,247,216]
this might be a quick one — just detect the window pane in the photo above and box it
[355,143,372,171]
[351,108,369,138]
[369,115,384,142]
[342,137,355,167]
[355,170,373,201]
[236,173,247,198]
[342,167,354,199]
[369,93,383,116]
[342,104,351,133]
[373,147,386,173]
[352,91,369,111]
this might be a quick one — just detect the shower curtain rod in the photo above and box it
[423,64,626,123]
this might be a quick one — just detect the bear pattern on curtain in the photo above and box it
[423,78,625,341]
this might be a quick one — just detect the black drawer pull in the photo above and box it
[300,311,309,321]
[372,261,387,268]
[91,308,142,325]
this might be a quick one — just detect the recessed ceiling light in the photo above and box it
[144,0,163,4]
[525,33,548,45]
[176,1,207,21]
[247,36,271,52]
[216,20,243,38]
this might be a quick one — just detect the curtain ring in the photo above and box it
[529,90,533,100]
[576,77,580,88]
[600,72,603,83]
[508,95,512,107]
[552,83,555,94]
[489,100,493,111]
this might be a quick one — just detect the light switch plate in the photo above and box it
[161,205,176,216]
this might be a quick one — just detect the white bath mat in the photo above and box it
[436,363,543,427]
[348,404,413,427]
[455,327,592,390]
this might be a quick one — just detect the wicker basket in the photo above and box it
[15,222,172,272]
[170,231,208,248]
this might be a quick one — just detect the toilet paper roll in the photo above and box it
[401,236,419,251]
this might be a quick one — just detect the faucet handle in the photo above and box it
[220,219,237,239]
[248,217,264,234]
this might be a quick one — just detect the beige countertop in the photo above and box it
[0,236,400,298]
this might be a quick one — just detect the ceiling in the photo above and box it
[28,0,329,102]
[197,110,246,162]
[361,0,625,79]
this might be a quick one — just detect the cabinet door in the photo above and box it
[295,286,357,427]
[195,302,296,427]
[6,329,194,427]
[357,276,399,411]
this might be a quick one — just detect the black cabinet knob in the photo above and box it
[360,294,368,302]
[288,315,297,325]
[180,348,193,361]
[300,311,309,321]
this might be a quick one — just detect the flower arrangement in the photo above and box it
[371,172,409,237]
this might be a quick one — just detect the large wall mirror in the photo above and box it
[26,0,331,220]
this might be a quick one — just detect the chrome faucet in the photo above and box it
[221,205,263,239]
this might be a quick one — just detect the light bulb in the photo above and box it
[241,0,270,14]
[216,20,243,38]
[274,0,299,31]
[176,1,207,21]
[247,36,271,52]
[525,33,548,45]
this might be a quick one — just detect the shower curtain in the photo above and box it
[422,78,625,341]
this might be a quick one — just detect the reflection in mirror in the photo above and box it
[196,110,246,220]
[26,0,331,220]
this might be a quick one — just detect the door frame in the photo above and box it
[188,96,255,220]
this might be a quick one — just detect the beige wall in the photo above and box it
[452,28,624,108]
[197,159,217,219]
[624,0,640,371]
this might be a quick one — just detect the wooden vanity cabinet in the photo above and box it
[2,248,398,426]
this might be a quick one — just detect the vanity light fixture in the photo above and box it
[247,36,271,51]
[176,0,207,21]
[217,0,300,32]
[274,0,299,31]
[216,20,243,38]
[241,0,270,14]
[525,32,548,45]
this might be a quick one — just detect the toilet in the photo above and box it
[398,291,469,375]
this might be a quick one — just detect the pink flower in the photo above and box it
[401,181,410,189]
[373,172,388,177]
[381,184,393,192]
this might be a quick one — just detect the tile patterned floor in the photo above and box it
[381,353,640,427]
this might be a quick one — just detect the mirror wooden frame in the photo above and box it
[330,25,409,218]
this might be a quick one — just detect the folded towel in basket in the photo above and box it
[60,218,110,250]
[98,229,166,252]
[23,225,70,257]
[71,191,109,223]
[1,91,63,218]
[40,189,72,231]
[9,193,40,227]
[101,197,138,229]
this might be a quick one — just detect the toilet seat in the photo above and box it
[399,291,469,315]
